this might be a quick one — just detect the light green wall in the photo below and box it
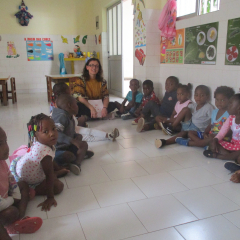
[0,0,89,34]
[0,0,166,35]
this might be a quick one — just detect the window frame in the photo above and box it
[107,1,122,56]
[177,0,220,21]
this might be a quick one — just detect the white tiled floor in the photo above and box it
[2,93,240,240]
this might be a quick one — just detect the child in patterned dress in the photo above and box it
[10,114,64,212]
[204,93,240,163]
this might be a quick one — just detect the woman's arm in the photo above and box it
[78,97,97,118]
[37,156,57,211]
[102,97,109,117]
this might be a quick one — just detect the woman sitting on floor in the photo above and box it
[72,58,116,120]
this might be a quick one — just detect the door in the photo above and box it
[107,2,122,97]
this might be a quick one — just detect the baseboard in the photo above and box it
[109,89,123,98]
[17,89,47,94]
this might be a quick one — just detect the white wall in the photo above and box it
[134,0,240,103]
[0,34,103,93]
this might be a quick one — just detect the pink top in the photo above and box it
[0,160,21,211]
[174,100,191,118]
[215,115,240,141]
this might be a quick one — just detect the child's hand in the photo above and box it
[203,133,209,139]
[230,171,240,183]
[37,197,57,211]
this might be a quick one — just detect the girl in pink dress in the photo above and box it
[204,94,240,163]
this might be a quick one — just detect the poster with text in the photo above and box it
[26,40,53,61]
[185,22,218,65]
[160,29,185,64]
[225,17,240,65]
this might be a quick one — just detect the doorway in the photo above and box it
[107,0,133,98]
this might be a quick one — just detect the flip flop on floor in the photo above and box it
[136,118,145,132]
[6,216,43,234]
[203,150,218,158]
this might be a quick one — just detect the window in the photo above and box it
[107,2,122,56]
[177,0,220,18]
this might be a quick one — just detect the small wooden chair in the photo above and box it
[7,77,17,104]
[0,82,7,103]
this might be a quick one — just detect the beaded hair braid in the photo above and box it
[27,113,50,147]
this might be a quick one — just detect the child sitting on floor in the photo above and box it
[132,79,160,125]
[50,82,87,127]
[52,94,94,175]
[186,86,234,148]
[136,76,179,132]
[114,79,143,120]
[204,93,240,163]
[155,85,214,148]
[155,83,192,136]
[51,82,119,142]
[10,114,64,212]
[0,127,42,238]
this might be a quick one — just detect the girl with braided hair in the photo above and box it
[10,114,65,212]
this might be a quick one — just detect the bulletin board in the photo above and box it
[25,37,54,61]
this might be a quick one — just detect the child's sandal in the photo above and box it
[203,150,217,158]
[6,216,43,234]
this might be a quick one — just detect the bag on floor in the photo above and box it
[158,0,177,39]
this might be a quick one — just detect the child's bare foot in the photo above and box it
[55,169,69,178]
[154,123,162,130]
[230,170,240,183]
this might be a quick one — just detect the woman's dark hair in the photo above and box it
[52,82,69,102]
[178,83,192,94]
[143,79,153,88]
[82,58,103,82]
[195,85,210,96]
[214,86,235,99]
[27,113,51,147]
[167,76,179,85]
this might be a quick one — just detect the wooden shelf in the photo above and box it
[64,52,100,74]
[64,58,86,61]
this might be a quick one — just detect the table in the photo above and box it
[45,74,81,102]
[0,76,10,106]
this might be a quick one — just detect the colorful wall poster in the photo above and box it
[225,17,240,65]
[6,41,20,58]
[185,22,218,65]
[134,1,146,66]
[160,29,185,64]
[25,38,53,61]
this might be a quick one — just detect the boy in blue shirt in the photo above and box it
[115,79,143,120]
